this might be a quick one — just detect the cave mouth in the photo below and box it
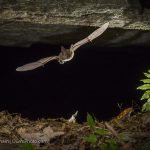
[0,44,148,122]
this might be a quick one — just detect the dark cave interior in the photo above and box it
[0,44,149,122]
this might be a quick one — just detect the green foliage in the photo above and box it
[100,139,118,150]
[20,143,35,150]
[141,90,150,100]
[137,70,150,112]
[87,113,95,129]
[141,141,150,150]
[137,84,150,90]
[95,128,108,135]
[84,134,97,143]
[142,99,150,112]
[84,113,108,146]
[144,72,150,78]
[84,113,118,149]
[141,79,150,84]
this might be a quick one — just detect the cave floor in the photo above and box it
[0,110,150,150]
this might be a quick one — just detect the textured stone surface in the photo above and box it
[0,0,150,47]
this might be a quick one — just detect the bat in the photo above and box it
[16,22,109,71]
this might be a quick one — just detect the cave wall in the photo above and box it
[0,0,150,47]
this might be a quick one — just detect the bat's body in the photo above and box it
[16,22,109,71]
[58,46,74,64]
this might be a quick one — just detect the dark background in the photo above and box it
[0,44,149,122]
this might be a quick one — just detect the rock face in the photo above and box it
[0,0,150,47]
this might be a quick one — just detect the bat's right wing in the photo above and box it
[72,38,89,51]
[72,22,109,51]
[16,56,58,72]
[87,22,109,41]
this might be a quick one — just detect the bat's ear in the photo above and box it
[61,46,66,51]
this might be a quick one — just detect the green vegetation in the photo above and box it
[84,134,97,143]
[86,112,95,129]
[137,70,150,111]
[84,113,118,150]
[20,143,35,150]
[100,139,117,150]
[141,141,150,150]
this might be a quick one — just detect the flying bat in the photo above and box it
[16,22,109,72]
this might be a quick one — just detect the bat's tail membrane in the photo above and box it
[88,22,109,41]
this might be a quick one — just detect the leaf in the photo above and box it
[144,73,150,78]
[138,70,150,112]
[107,139,117,150]
[137,84,150,90]
[95,128,108,135]
[20,143,35,150]
[141,90,150,100]
[87,113,95,128]
[84,134,97,143]
[100,140,117,150]
[142,101,150,112]
[141,141,150,150]
[141,79,150,84]
[100,143,108,150]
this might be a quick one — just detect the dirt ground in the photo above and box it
[0,110,150,150]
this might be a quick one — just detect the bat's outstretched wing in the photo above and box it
[16,56,58,71]
[72,22,109,51]
[87,22,109,41]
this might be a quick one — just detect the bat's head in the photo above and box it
[61,46,66,52]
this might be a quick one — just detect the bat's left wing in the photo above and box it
[16,56,58,71]
[72,22,109,51]
[16,61,44,71]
